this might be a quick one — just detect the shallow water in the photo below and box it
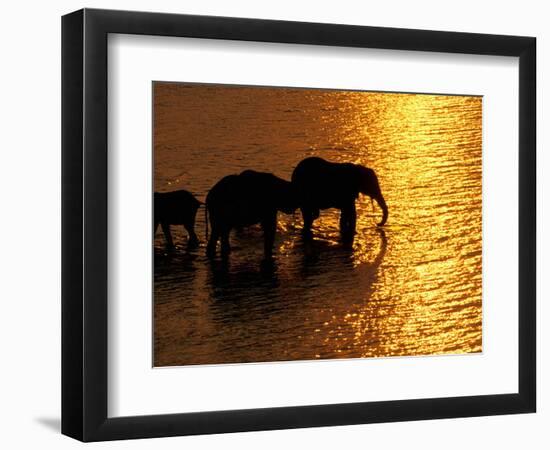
[153,83,482,367]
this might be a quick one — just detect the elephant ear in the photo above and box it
[356,165,381,197]
[352,164,368,197]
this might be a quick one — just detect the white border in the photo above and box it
[107,34,519,417]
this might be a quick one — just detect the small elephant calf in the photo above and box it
[154,190,202,249]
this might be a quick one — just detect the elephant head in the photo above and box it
[355,165,388,226]
[271,176,300,215]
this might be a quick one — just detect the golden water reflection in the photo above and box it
[154,84,482,366]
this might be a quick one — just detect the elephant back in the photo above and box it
[206,170,296,226]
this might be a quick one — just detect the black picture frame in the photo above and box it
[61,8,536,442]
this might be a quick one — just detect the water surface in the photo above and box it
[153,83,482,366]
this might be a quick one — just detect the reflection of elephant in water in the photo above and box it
[291,157,388,240]
[154,190,201,249]
[206,170,298,260]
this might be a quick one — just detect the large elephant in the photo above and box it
[291,157,388,240]
[154,189,202,249]
[206,170,298,260]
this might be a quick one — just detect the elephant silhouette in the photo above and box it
[206,170,298,260]
[154,189,202,249]
[291,157,388,241]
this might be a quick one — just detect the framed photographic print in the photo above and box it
[61,8,536,442]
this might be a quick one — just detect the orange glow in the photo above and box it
[154,84,482,366]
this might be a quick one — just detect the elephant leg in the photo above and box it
[261,213,277,259]
[220,230,231,259]
[301,207,315,237]
[340,203,357,243]
[161,222,174,248]
[339,210,348,234]
[351,212,357,234]
[206,227,219,258]
[348,203,357,234]
[185,208,199,249]
[184,221,199,249]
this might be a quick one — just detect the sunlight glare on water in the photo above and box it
[153,83,482,366]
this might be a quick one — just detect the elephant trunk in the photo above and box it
[375,194,388,226]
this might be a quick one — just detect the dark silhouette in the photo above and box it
[154,190,202,249]
[291,157,388,242]
[206,170,298,260]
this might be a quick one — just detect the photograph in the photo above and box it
[153,82,482,367]
[0,0,541,446]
